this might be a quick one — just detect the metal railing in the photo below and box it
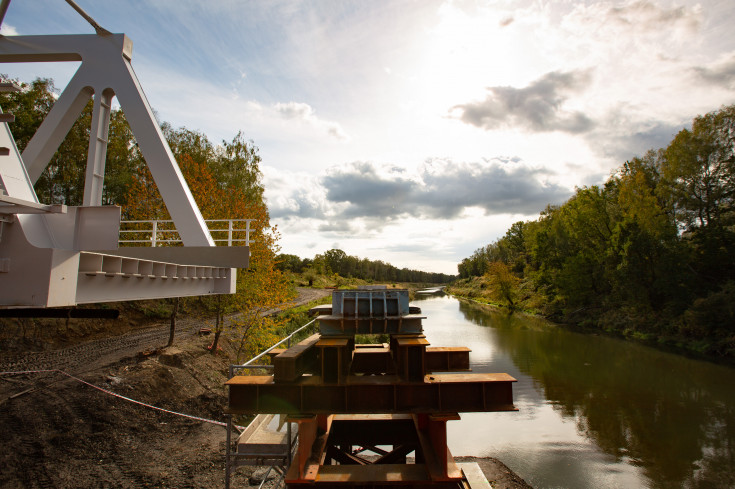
[225,318,319,489]
[228,318,317,378]
[119,219,253,247]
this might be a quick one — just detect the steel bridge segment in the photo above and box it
[0,34,214,247]
[0,33,252,307]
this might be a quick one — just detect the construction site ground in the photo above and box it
[0,288,532,489]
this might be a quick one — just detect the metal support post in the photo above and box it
[151,220,158,247]
[225,414,232,489]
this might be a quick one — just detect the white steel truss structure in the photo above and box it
[0,33,248,308]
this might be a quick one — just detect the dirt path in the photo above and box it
[0,288,330,376]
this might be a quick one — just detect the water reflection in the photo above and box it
[429,296,735,488]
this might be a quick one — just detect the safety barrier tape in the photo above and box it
[1,369,244,430]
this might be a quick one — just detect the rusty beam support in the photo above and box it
[393,335,429,381]
[326,446,370,465]
[273,333,320,382]
[328,414,417,446]
[317,336,353,384]
[285,414,332,483]
[425,347,471,372]
[351,344,394,375]
[226,373,516,415]
[413,413,462,481]
[318,315,425,336]
[350,345,471,375]
[374,444,417,465]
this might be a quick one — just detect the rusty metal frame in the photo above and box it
[226,289,516,488]
[283,414,469,488]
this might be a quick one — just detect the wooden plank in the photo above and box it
[266,348,286,359]
[458,463,493,489]
[315,464,431,483]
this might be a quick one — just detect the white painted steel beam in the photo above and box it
[83,88,113,206]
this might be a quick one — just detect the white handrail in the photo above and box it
[119,219,254,247]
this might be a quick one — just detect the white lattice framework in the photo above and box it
[0,34,248,307]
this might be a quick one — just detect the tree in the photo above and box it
[276,254,306,273]
[125,131,293,356]
[662,105,735,285]
[167,297,180,347]
[323,249,347,275]
[484,261,521,309]
[662,105,735,232]
[0,76,138,206]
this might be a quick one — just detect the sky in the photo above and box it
[2,0,735,275]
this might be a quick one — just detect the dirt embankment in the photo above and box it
[0,287,531,489]
[0,333,253,489]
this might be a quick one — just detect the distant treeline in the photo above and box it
[456,104,735,357]
[277,249,455,284]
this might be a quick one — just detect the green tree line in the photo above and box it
[277,248,456,284]
[455,104,735,357]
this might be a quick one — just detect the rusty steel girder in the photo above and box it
[226,373,516,415]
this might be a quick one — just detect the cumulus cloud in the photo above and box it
[451,70,595,134]
[602,1,701,33]
[0,24,18,36]
[583,105,686,162]
[318,221,357,234]
[562,1,702,41]
[273,101,350,141]
[692,54,735,89]
[322,162,415,219]
[270,158,572,233]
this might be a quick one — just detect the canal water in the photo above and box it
[414,293,735,489]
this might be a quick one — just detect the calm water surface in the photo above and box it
[415,293,735,489]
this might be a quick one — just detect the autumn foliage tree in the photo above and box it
[124,130,293,355]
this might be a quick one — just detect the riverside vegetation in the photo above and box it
[451,104,735,360]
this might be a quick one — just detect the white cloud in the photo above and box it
[273,101,350,142]
[0,24,18,36]
[451,70,595,134]
[692,52,735,89]
[269,157,572,232]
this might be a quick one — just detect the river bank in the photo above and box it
[445,285,735,368]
